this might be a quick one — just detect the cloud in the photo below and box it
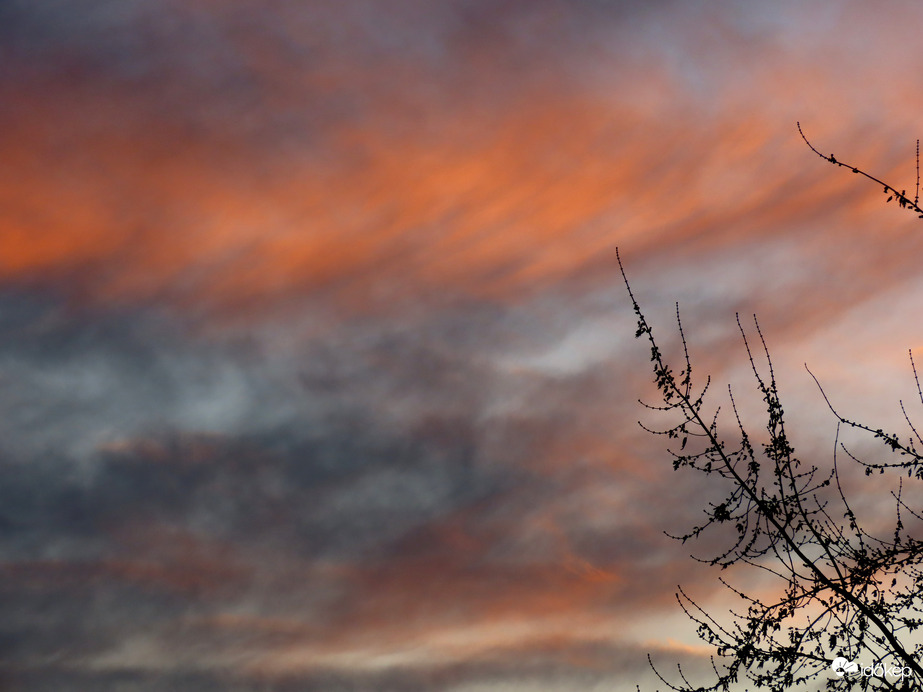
[0,288,718,687]
[4,1,923,689]
[3,0,921,320]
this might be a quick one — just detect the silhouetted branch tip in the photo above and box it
[798,122,923,220]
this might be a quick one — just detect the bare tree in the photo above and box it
[623,126,923,692]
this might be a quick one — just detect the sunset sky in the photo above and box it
[4,1,923,690]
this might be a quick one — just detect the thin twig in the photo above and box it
[797,122,923,219]
[916,139,920,206]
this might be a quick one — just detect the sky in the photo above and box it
[3,1,923,690]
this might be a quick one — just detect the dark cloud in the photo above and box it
[0,281,720,687]
[0,286,672,684]
[2,639,711,691]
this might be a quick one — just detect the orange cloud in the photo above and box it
[5,9,923,326]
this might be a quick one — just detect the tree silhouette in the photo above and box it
[622,126,923,692]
